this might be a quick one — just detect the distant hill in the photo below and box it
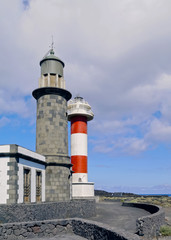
[95,190,139,197]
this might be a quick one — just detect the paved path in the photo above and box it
[87,201,149,233]
[33,234,86,240]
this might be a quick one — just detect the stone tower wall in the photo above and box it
[36,94,71,201]
[36,94,68,156]
[45,162,70,202]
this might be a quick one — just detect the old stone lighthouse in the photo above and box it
[0,48,94,204]
[32,48,72,202]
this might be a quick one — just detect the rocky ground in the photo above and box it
[100,195,171,208]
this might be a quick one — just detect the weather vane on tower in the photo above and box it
[43,36,55,58]
[50,35,54,54]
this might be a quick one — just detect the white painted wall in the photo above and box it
[18,146,45,162]
[0,145,46,204]
[18,163,24,203]
[72,173,88,183]
[71,133,87,156]
[0,157,10,204]
[0,145,10,153]
[18,158,45,203]
[72,182,94,198]
[42,170,45,201]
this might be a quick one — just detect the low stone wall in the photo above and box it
[0,200,95,223]
[0,218,140,240]
[122,202,165,238]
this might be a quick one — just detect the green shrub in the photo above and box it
[160,225,171,236]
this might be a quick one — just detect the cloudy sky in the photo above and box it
[0,0,171,194]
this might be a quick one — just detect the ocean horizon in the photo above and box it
[140,194,171,197]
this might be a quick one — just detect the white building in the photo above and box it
[0,144,45,204]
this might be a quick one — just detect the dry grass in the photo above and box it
[100,196,171,208]
[160,225,171,236]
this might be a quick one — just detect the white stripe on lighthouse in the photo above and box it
[72,173,88,183]
[71,133,87,156]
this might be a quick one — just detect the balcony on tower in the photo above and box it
[67,96,94,121]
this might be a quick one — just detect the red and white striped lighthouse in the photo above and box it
[67,96,94,198]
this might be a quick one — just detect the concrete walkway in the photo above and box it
[33,234,86,240]
[87,201,149,233]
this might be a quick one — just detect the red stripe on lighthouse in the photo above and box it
[71,116,87,134]
[71,155,87,173]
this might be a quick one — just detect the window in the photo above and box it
[36,171,42,202]
[24,168,31,203]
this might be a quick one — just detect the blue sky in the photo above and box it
[0,0,171,194]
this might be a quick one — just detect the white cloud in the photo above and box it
[92,136,148,155]
[146,119,171,143]
[1,0,171,154]
[0,117,10,128]
[90,72,171,155]
[0,89,35,119]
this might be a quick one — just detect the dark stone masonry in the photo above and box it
[7,145,19,204]
[0,200,95,224]
[0,200,166,239]
[35,93,72,202]
[7,157,18,204]
[123,202,165,238]
[36,95,69,157]
[0,218,140,240]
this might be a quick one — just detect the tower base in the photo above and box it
[72,182,94,199]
